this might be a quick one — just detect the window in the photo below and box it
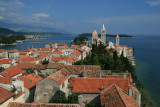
[62,83,65,88]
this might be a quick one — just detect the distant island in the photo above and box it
[0,27,70,35]
[78,33,132,38]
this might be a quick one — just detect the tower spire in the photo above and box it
[101,24,106,44]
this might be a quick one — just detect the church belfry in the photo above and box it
[101,24,106,44]
[116,34,120,47]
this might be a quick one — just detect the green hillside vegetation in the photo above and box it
[0,35,25,44]
[74,43,154,107]
[78,33,132,38]
[71,36,88,45]
[0,27,17,35]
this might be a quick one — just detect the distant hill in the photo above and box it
[0,27,17,35]
[78,33,132,38]
[0,27,70,35]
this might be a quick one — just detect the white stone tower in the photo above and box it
[101,24,106,44]
[116,34,120,47]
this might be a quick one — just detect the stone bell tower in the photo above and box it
[101,24,106,44]
[116,34,120,47]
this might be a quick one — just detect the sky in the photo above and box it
[0,0,160,34]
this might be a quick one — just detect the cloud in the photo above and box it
[146,0,160,6]
[0,16,4,20]
[0,0,24,8]
[33,13,49,18]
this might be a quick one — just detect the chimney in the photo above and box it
[123,74,127,78]
[83,66,87,77]
[101,85,104,93]
[128,87,132,96]
[78,95,83,107]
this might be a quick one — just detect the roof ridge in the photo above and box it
[114,85,127,107]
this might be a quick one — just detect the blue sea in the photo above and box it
[0,34,160,106]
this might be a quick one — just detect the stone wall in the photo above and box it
[34,78,60,103]
[81,93,100,106]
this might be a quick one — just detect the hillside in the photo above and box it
[0,27,17,35]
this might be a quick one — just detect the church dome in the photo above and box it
[92,29,98,39]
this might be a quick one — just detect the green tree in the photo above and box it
[52,93,68,103]
[42,60,49,65]
[68,93,80,103]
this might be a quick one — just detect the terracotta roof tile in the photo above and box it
[48,68,70,84]
[51,56,67,62]
[100,85,139,107]
[16,62,36,69]
[7,102,80,107]
[19,56,38,63]
[0,59,12,64]
[18,74,43,89]
[0,87,14,104]
[73,51,81,56]
[63,65,101,77]
[55,50,63,55]
[0,77,12,84]
[19,52,27,55]
[65,56,78,63]
[0,49,6,53]
[47,63,65,69]
[34,64,47,70]
[37,48,53,51]
[0,66,24,78]
[69,78,130,93]
[9,49,19,53]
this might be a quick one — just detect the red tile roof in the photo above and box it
[37,52,53,55]
[48,68,70,84]
[0,66,24,78]
[55,50,63,55]
[9,49,19,53]
[0,87,14,104]
[65,56,78,63]
[0,49,6,53]
[63,65,101,77]
[76,48,84,53]
[0,77,12,84]
[37,48,53,51]
[19,56,38,63]
[100,85,139,107]
[16,62,36,69]
[7,102,80,107]
[19,52,27,55]
[47,63,65,69]
[73,51,81,56]
[51,56,67,62]
[34,63,47,70]
[0,59,12,64]
[18,74,43,89]
[22,48,37,52]
[69,78,130,93]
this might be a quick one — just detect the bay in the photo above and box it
[0,34,160,106]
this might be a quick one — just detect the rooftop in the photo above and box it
[7,102,80,107]
[48,68,70,84]
[0,66,24,78]
[0,87,14,104]
[69,78,131,93]
[9,49,19,53]
[100,84,139,107]
[18,74,43,89]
